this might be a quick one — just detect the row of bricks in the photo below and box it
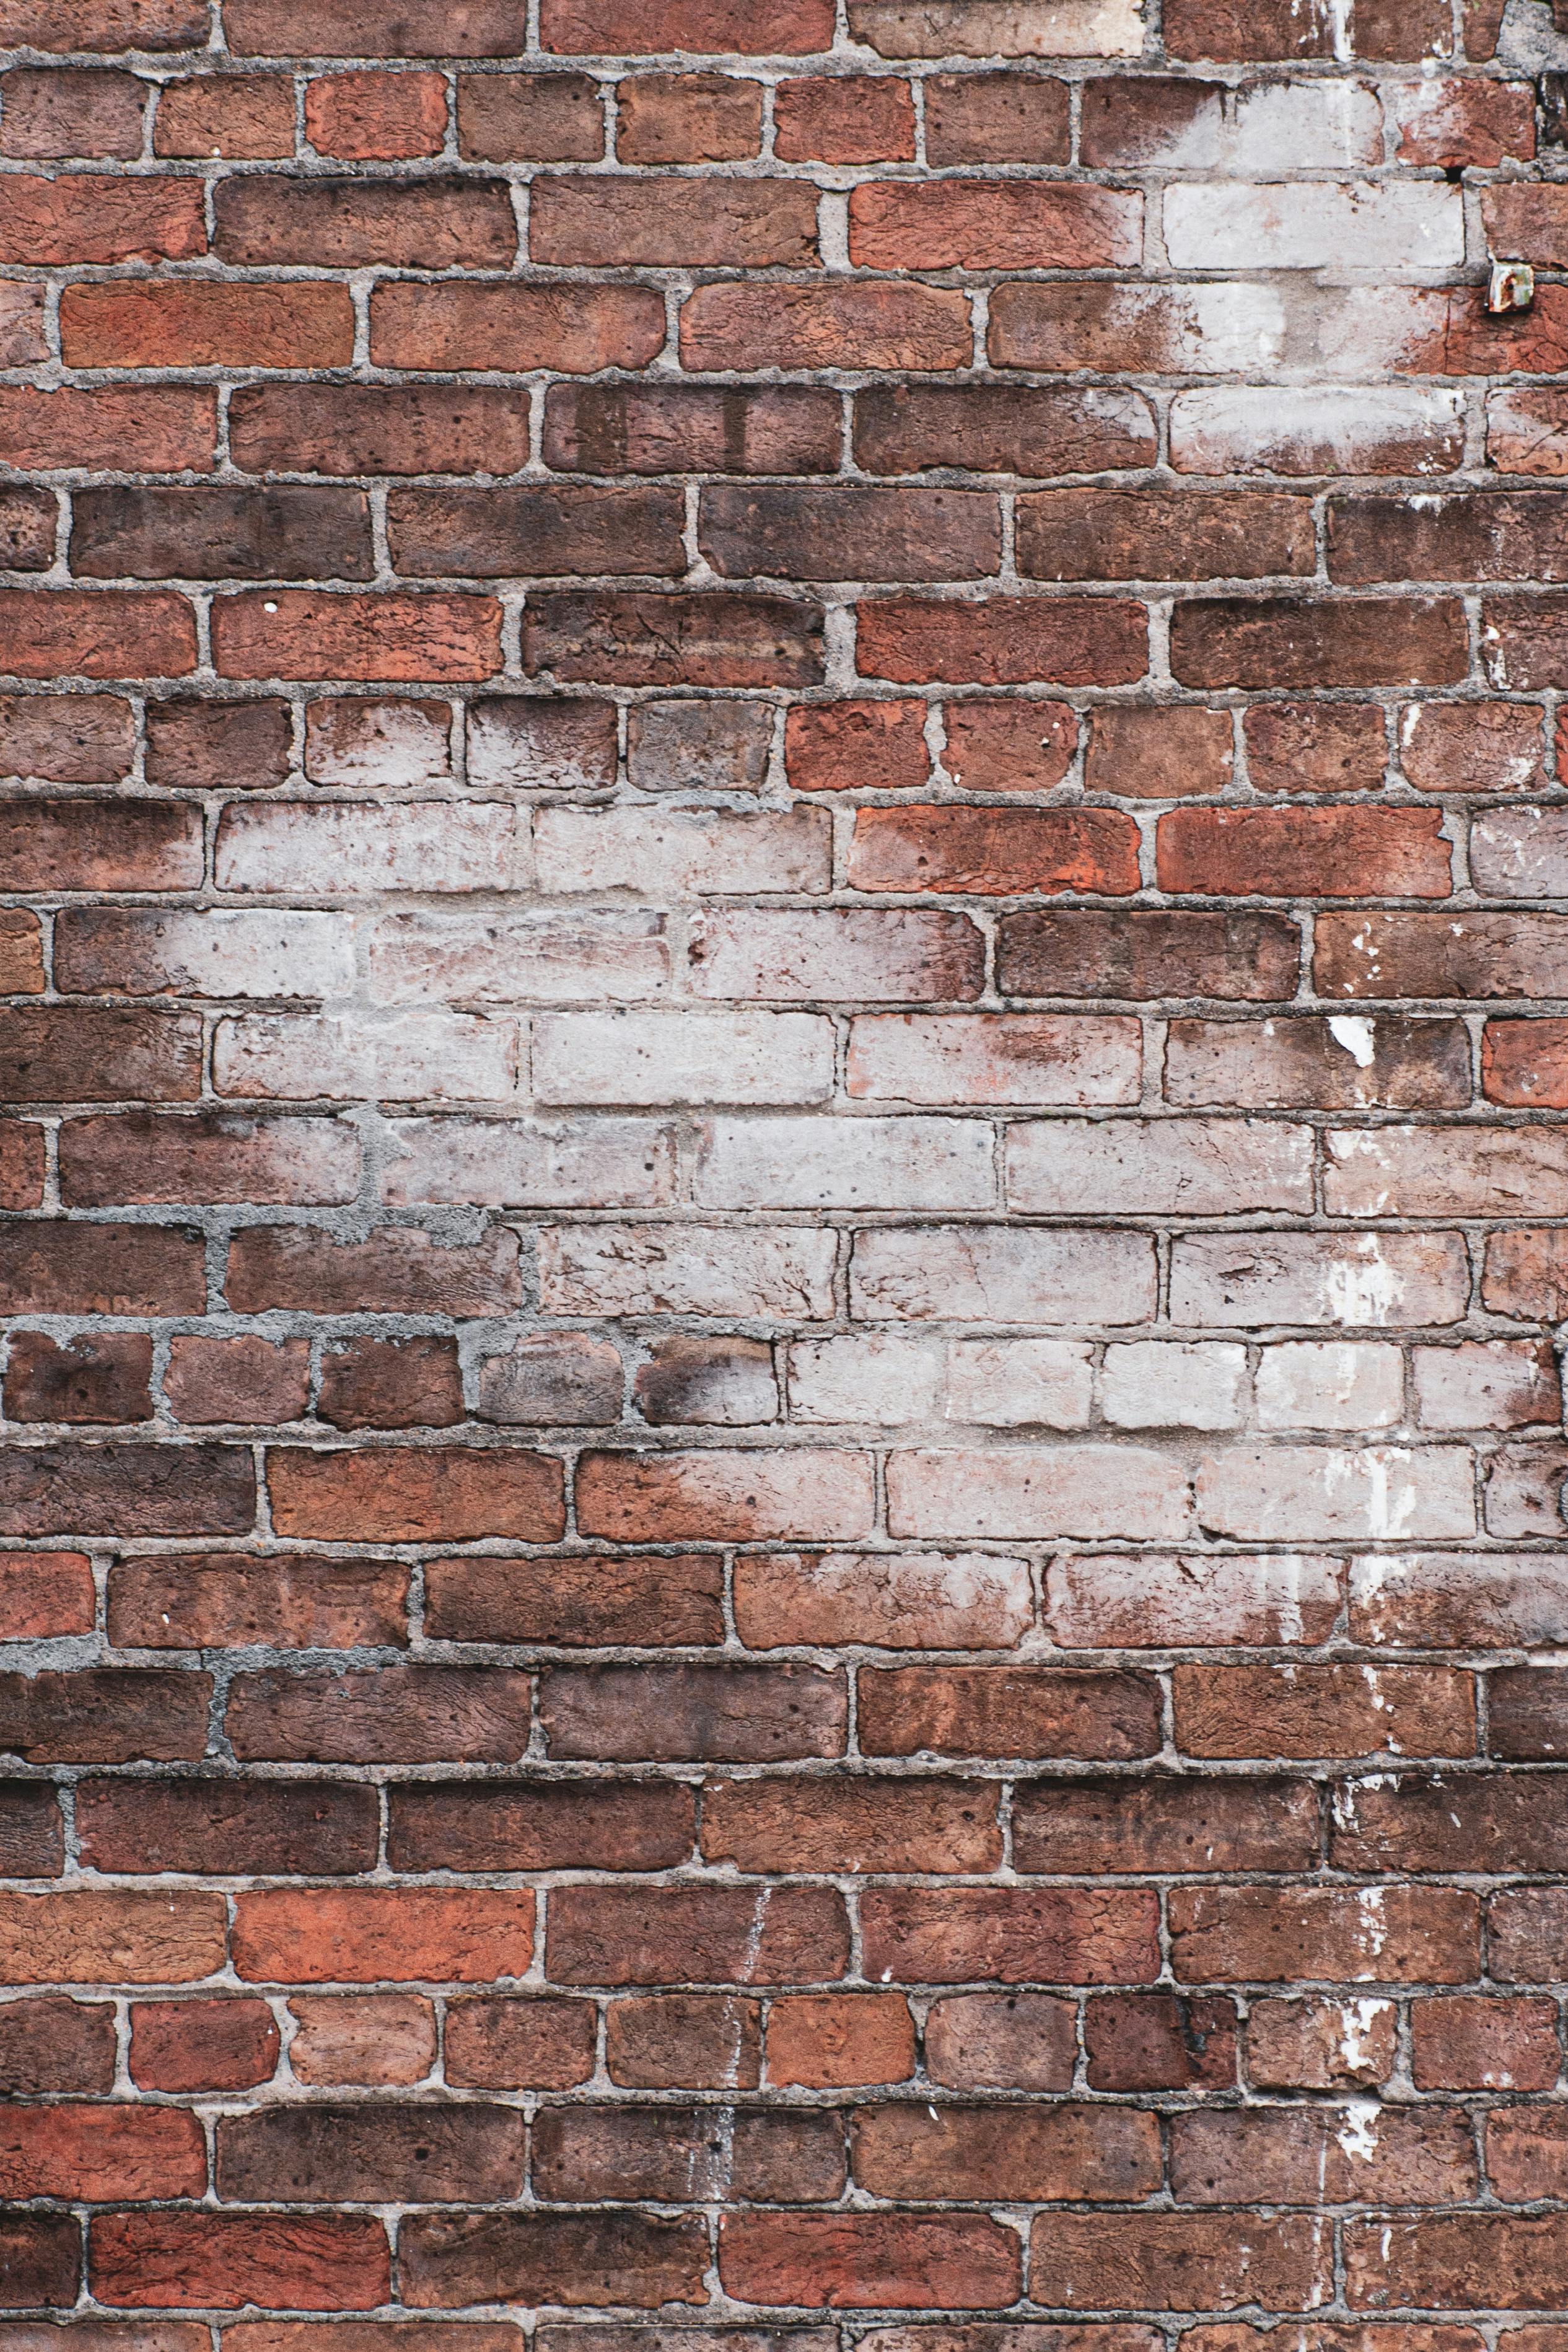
[4,1218,1568,1322]
[3,1433,1568,1543]
[2,1649,1567,1757]
[10,590,1568,693]
[0,170,1549,276]
[1,1327,1559,1438]
[12,2087,1568,2210]
[1,1876,1566,1986]
[4,695,1568,805]
[24,2197,1568,2319]
[1,797,1557,898]
[14,1983,1568,2096]
[5,1545,1567,1655]
[11,1005,1568,1112]
[0,0,1504,70]
[0,68,1541,174]
[25,485,1568,589]
[13,280,1568,383]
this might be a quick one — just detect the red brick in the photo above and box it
[227,1666,535,1764]
[525,592,823,688]
[0,1552,94,1639]
[61,1115,359,1209]
[306,70,447,158]
[1412,1995,1560,2090]
[852,2102,1160,2203]
[76,1778,377,1877]
[400,2211,709,2312]
[1484,1020,1568,1107]
[214,175,514,267]
[786,700,930,791]
[617,72,761,160]
[1023,491,1312,584]
[458,72,605,160]
[212,592,502,683]
[0,1125,45,1211]
[858,1666,1159,1759]
[372,281,666,372]
[228,1227,519,1314]
[1031,2214,1329,2312]
[0,2107,204,2203]
[925,72,1070,162]
[445,1997,596,2090]
[775,76,914,162]
[849,181,1140,271]
[0,694,134,784]
[541,0,835,50]
[1165,0,1451,57]
[533,174,816,266]
[233,1888,536,1985]
[544,382,839,475]
[943,700,1077,792]
[129,2000,279,2093]
[0,1226,205,1315]
[1157,806,1453,898]
[1170,597,1468,689]
[702,1774,998,1871]
[849,806,1141,896]
[860,1887,1159,1986]
[858,596,1146,687]
[154,74,296,157]
[0,175,203,263]
[0,1889,226,1984]
[424,1552,723,1646]
[0,591,196,680]
[108,1554,405,1648]
[5,1332,152,1426]
[1014,1776,1320,1876]
[0,0,208,46]
[1170,1885,1481,1984]
[546,1884,850,1985]
[61,283,353,369]
[719,2213,1022,2310]
[543,1661,845,1762]
[225,0,537,50]
[162,1336,314,1426]
[606,1993,760,2088]
[266,1448,566,1545]
[924,1993,1075,2090]
[90,2215,390,2313]
[1245,703,1388,794]
[681,281,971,372]
[1085,706,1233,797]
[1085,1993,1237,2091]
[768,1993,915,2087]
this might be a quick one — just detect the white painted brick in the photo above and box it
[848,0,1145,58]
[1164,182,1464,273]
[538,1224,839,1319]
[380,1117,677,1207]
[945,1338,1094,1428]
[1196,1444,1474,1541]
[735,1551,1035,1651]
[788,1335,945,1425]
[1413,1341,1561,1431]
[1470,809,1568,898]
[1102,1342,1247,1431]
[847,1015,1141,1106]
[369,911,670,1005]
[533,1011,836,1107]
[304,697,451,788]
[213,1012,516,1103]
[1170,387,1464,477]
[1324,1126,1568,1218]
[1256,1342,1405,1431]
[696,1117,995,1210]
[66,908,356,1000]
[1129,80,1383,171]
[214,801,527,895]
[1008,1118,1313,1216]
[535,807,830,896]
[1171,1232,1470,1329]
[887,1445,1189,1540]
[1349,1553,1568,1648]
[688,909,983,1004]
[851,1226,1155,1325]
[1049,1553,1343,1648]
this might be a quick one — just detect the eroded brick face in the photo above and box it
[0,0,1565,2335]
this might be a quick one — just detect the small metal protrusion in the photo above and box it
[1487,261,1536,315]
[1541,71,1568,149]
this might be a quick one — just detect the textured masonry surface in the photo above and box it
[7,0,1568,2342]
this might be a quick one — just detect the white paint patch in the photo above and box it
[1329,1016,1377,1068]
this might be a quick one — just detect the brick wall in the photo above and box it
[2,0,1568,2333]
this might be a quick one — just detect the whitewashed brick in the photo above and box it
[788,1335,945,1425]
[696,1117,994,1210]
[533,1011,835,1107]
[304,697,450,788]
[945,1338,1094,1428]
[213,1012,515,1103]
[1470,809,1568,898]
[538,1225,838,1319]
[215,801,527,895]
[1008,1117,1313,1216]
[851,1226,1155,1325]
[1349,1553,1568,1648]
[1413,1341,1561,1431]
[1196,1444,1474,1541]
[1102,1342,1247,1431]
[1048,1553,1344,1648]
[1124,80,1383,171]
[847,0,1144,57]
[535,807,830,896]
[688,909,983,1004]
[847,1015,1141,1106]
[735,1551,1035,1651]
[380,1117,677,1207]
[1256,1342,1405,1431]
[1324,1126,1568,1218]
[1170,387,1464,477]
[1164,183,1463,273]
[369,911,669,1005]
[66,908,356,1000]
[887,1445,1189,1540]
[1171,1232,1469,1329]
